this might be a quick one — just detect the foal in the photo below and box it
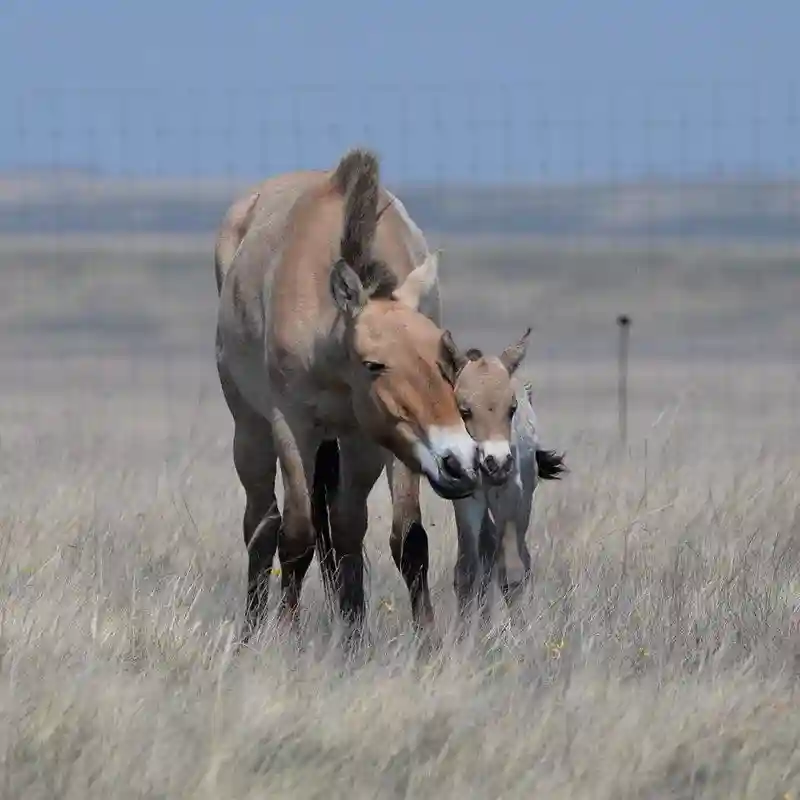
[450,328,566,620]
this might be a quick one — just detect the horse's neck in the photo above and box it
[313,320,351,381]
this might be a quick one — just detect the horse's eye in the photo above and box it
[509,402,518,418]
[459,405,473,421]
[363,360,386,375]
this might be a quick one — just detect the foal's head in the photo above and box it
[330,253,479,500]
[452,328,531,485]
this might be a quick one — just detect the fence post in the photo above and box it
[617,314,631,447]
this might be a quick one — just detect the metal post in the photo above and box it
[617,314,631,447]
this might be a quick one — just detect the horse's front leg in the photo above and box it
[329,435,385,638]
[386,456,436,633]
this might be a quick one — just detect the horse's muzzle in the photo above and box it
[428,476,477,500]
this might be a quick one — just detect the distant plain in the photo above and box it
[1,175,799,798]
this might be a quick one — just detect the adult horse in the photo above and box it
[214,148,479,641]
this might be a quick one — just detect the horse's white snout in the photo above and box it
[432,426,479,478]
[421,425,479,497]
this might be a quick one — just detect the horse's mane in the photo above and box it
[332,149,398,298]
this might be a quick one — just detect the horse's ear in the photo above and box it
[499,326,531,375]
[330,258,367,318]
[393,250,439,311]
[439,329,468,385]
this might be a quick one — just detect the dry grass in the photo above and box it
[2,233,800,798]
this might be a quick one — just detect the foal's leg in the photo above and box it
[477,508,499,628]
[495,488,534,610]
[452,495,487,622]
[329,436,385,633]
[386,457,435,631]
[218,363,280,640]
[271,406,322,628]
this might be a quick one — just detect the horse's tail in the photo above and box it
[332,148,380,272]
[535,449,567,481]
[214,190,260,294]
[312,439,341,611]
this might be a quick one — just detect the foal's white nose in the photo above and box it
[479,440,514,480]
[484,453,512,473]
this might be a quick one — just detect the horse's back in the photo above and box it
[215,171,329,414]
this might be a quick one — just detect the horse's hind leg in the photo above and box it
[234,421,280,640]
[271,406,322,628]
[330,436,384,634]
[218,364,280,641]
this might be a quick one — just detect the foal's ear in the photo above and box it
[500,326,532,375]
[465,348,483,362]
[393,250,439,311]
[330,258,367,318]
[439,329,468,385]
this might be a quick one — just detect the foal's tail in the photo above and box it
[312,439,341,611]
[535,449,567,481]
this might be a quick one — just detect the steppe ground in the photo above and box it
[1,230,800,799]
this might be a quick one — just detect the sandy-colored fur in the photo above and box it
[213,189,261,293]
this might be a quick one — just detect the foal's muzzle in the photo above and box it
[480,452,515,486]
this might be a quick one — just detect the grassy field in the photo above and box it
[2,208,800,797]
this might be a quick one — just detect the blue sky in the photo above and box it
[1,0,797,183]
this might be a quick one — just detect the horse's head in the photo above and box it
[452,328,531,486]
[330,252,479,500]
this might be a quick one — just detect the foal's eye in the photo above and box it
[459,405,473,421]
[363,360,386,375]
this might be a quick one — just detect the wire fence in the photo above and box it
[1,84,799,442]
[3,84,799,185]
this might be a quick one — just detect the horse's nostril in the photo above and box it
[442,453,464,480]
[484,454,498,472]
